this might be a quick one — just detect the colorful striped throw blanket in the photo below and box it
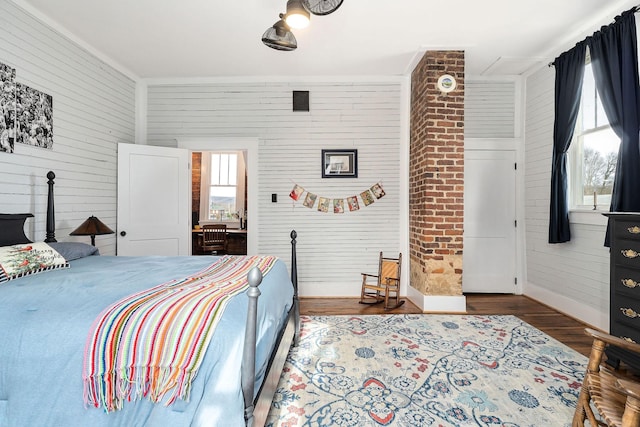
[83,255,278,412]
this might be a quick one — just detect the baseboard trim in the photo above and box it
[406,287,467,313]
[524,281,608,331]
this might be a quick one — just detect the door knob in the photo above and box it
[120,231,127,236]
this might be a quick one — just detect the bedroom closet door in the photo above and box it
[462,149,517,293]
[117,143,190,256]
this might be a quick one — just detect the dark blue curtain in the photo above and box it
[548,41,586,243]
[587,8,640,246]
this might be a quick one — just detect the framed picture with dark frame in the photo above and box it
[321,149,358,178]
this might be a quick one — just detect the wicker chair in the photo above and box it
[359,252,404,310]
[573,328,640,427]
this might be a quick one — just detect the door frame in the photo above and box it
[177,137,259,255]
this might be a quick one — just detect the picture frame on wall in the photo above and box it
[321,149,358,178]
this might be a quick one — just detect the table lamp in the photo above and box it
[70,216,114,246]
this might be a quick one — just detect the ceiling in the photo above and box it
[15,0,640,80]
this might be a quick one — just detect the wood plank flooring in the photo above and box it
[300,294,594,357]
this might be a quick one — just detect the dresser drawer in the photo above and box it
[612,296,640,330]
[607,321,640,373]
[614,219,640,241]
[610,321,640,345]
[613,239,640,269]
[614,266,640,296]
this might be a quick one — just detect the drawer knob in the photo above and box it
[621,307,639,318]
[622,278,640,288]
[628,226,640,234]
[624,336,638,344]
[622,249,640,259]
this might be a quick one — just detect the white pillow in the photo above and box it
[0,242,69,283]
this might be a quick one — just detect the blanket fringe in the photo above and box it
[84,366,198,412]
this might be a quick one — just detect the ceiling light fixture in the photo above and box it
[262,15,298,51]
[261,0,342,52]
[284,0,310,29]
[302,0,344,16]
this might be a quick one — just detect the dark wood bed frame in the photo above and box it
[0,171,300,427]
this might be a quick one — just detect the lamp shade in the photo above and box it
[70,216,114,246]
[262,16,297,51]
[285,0,310,29]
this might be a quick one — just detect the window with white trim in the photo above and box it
[569,60,619,210]
[199,152,246,224]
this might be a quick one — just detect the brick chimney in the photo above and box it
[409,51,465,304]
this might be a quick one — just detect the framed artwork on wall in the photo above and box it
[321,149,357,178]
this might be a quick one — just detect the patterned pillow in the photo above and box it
[0,242,69,283]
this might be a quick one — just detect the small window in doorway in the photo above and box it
[209,153,237,220]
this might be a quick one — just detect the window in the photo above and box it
[202,152,245,222]
[569,61,619,210]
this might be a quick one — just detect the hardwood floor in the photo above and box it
[300,294,594,357]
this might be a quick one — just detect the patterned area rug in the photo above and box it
[266,314,587,427]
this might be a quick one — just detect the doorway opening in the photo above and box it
[191,150,248,255]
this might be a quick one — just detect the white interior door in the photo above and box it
[117,143,190,256]
[463,150,516,293]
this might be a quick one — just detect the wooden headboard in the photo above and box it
[0,213,34,246]
[0,171,57,246]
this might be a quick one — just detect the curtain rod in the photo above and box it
[548,5,639,67]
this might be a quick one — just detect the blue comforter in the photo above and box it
[0,255,293,427]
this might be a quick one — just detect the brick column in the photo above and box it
[191,152,202,216]
[409,51,464,297]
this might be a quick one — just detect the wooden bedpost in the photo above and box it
[242,266,262,427]
[291,230,300,345]
[44,171,57,243]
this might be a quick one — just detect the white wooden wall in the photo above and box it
[523,65,610,330]
[146,81,402,296]
[0,0,136,255]
[465,80,516,138]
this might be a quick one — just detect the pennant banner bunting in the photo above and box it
[288,182,385,213]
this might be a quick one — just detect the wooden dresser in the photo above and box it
[604,212,640,371]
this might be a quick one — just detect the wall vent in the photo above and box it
[293,90,309,112]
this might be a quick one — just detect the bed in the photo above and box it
[0,172,300,427]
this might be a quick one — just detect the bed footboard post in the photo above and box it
[44,171,57,243]
[242,266,262,427]
[291,230,300,346]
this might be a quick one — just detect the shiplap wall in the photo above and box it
[465,80,516,138]
[0,0,136,255]
[523,65,610,329]
[147,81,402,296]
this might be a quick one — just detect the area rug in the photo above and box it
[265,314,587,427]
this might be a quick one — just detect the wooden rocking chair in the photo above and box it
[360,252,404,310]
[573,328,640,427]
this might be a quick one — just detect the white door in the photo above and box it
[117,143,190,256]
[463,150,516,293]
